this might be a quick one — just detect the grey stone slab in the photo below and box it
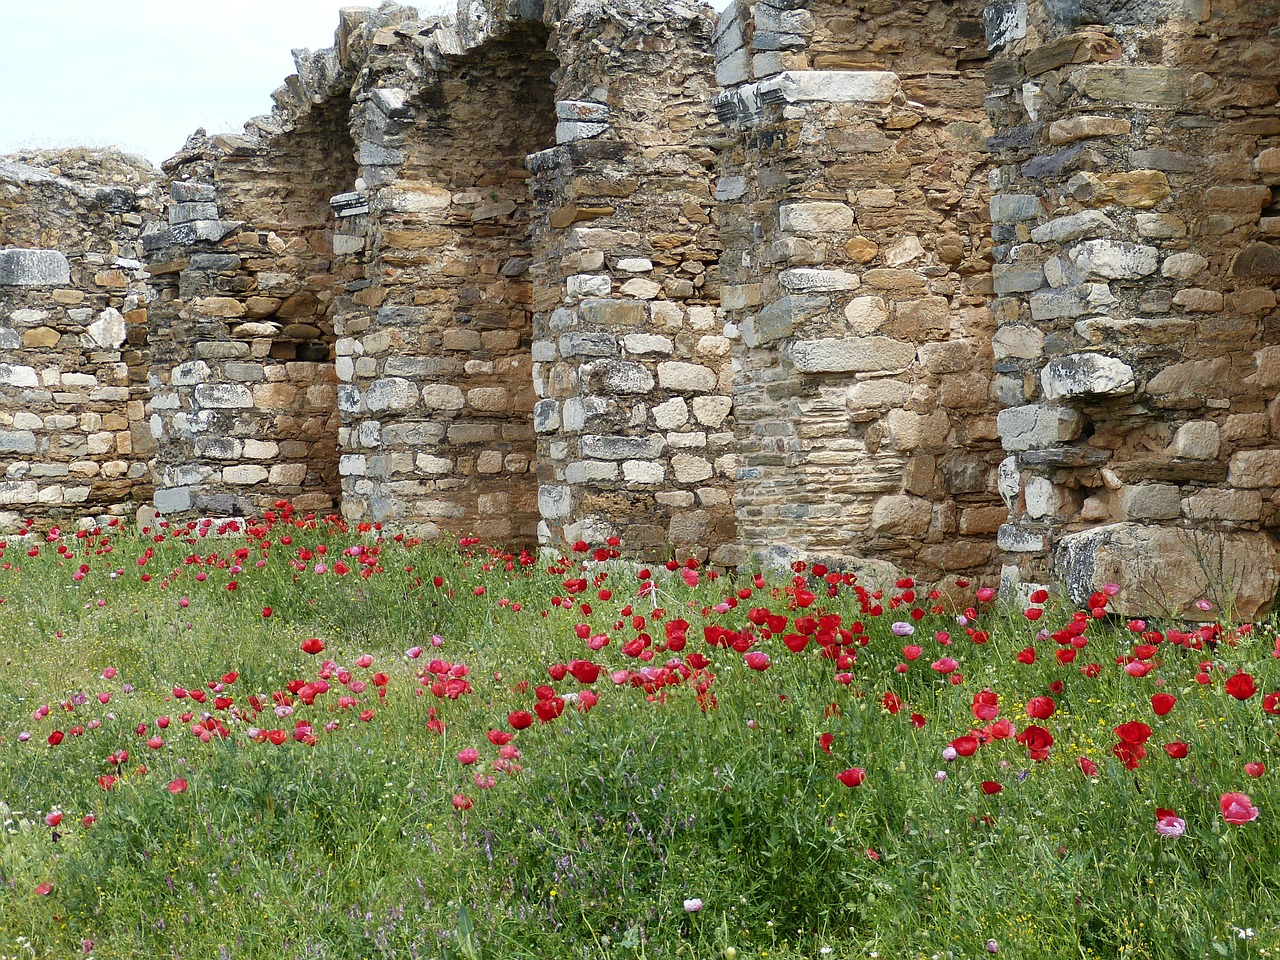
[0,249,70,286]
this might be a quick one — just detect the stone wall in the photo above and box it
[0,151,159,527]
[4,0,1279,613]
[713,0,1005,578]
[986,0,1280,616]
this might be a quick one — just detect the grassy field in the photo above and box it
[1,506,1279,959]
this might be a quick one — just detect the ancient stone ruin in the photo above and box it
[2,0,1279,619]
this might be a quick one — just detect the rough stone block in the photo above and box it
[1119,484,1180,521]
[223,465,269,485]
[1055,523,1280,620]
[779,202,853,236]
[998,405,1083,451]
[1146,358,1228,401]
[990,194,1042,223]
[153,487,192,514]
[779,268,859,293]
[194,384,253,409]
[692,396,732,427]
[560,332,617,358]
[1170,421,1220,459]
[421,384,466,410]
[1228,451,1280,488]
[622,460,665,483]
[871,494,931,536]
[1068,240,1159,279]
[599,361,655,394]
[1030,210,1115,244]
[0,249,70,286]
[1040,353,1135,400]
[657,362,718,393]
[365,378,419,412]
[1048,116,1131,145]
[622,334,673,355]
[772,70,899,104]
[790,336,915,374]
[580,434,665,461]
[1030,283,1115,321]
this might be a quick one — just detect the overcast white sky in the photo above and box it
[0,1,448,168]
[1,0,730,169]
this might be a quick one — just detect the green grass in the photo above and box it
[0,511,1278,959]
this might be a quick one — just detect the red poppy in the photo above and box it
[931,657,959,674]
[451,793,473,811]
[1264,692,1280,715]
[486,729,513,746]
[981,781,1002,795]
[267,729,287,745]
[168,778,188,794]
[457,748,479,765]
[507,710,533,730]
[47,731,64,746]
[1114,741,1147,769]
[1151,693,1177,716]
[1078,756,1098,778]
[1016,725,1053,761]
[1026,696,1055,720]
[880,691,902,715]
[1114,721,1152,745]
[533,697,565,723]
[567,660,601,684]
[1225,671,1257,701]
[837,767,866,787]
[972,690,999,722]
[35,882,52,896]
[1016,647,1036,665]
[818,733,834,754]
[951,735,979,757]
[1245,762,1266,778]
[300,638,325,655]
[743,651,771,671]
[98,775,117,791]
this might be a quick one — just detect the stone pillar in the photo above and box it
[146,63,360,517]
[332,23,550,546]
[714,0,1002,579]
[524,2,737,562]
[986,0,1280,617]
[0,152,158,528]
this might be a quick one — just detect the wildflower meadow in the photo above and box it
[1,504,1279,959]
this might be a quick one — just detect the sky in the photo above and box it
[0,1,449,167]
[1,0,732,169]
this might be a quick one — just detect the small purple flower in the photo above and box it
[683,898,703,913]
[17,731,30,742]
[942,746,958,762]
[986,939,999,954]
[891,621,915,637]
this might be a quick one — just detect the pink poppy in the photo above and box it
[1220,792,1260,825]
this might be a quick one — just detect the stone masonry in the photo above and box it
[2,0,1279,616]
[0,151,159,524]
